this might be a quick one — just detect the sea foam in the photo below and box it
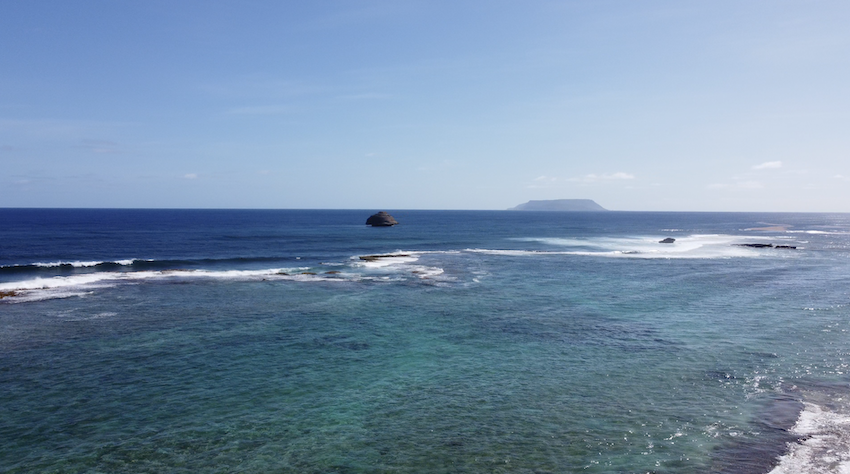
[494,234,797,259]
[0,252,447,303]
[769,402,850,474]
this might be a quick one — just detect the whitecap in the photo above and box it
[769,402,850,474]
[355,254,420,268]
[786,230,850,235]
[492,234,795,259]
[0,254,449,302]
[29,259,141,268]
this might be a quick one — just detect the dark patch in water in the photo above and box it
[710,394,803,474]
[745,351,780,359]
[338,341,369,351]
[705,370,737,381]
[313,335,370,351]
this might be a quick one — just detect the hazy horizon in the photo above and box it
[2,1,849,212]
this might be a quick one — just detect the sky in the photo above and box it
[1,1,849,211]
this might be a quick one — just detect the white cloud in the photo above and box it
[78,139,119,154]
[708,180,764,190]
[527,175,559,188]
[184,173,198,179]
[578,172,635,182]
[752,161,782,170]
[737,180,764,189]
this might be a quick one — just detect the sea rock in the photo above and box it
[736,243,773,248]
[775,245,797,249]
[659,238,676,244]
[366,212,398,227]
[359,254,409,261]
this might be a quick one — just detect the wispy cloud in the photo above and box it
[77,139,119,154]
[752,161,782,170]
[184,173,198,179]
[201,78,325,100]
[416,159,458,172]
[707,180,764,190]
[526,175,559,188]
[570,172,635,182]
[737,180,764,189]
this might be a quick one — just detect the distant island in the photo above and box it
[509,199,608,211]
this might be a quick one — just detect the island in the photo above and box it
[509,199,607,211]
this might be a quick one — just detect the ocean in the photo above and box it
[1,209,849,473]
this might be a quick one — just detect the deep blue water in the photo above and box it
[2,209,850,473]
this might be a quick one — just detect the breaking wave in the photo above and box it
[481,234,805,259]
[0,252,447,303]
[769,402,850,474]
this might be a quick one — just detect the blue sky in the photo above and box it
[1,1,848,211]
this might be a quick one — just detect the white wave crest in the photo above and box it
[354,254,421,268]
[490,234,792,259]
[786,230,850,235]
[30,259,139,268]
[769,402,850,474]
[0,252,448,302]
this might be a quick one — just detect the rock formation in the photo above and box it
[659,238,676,244]
[366,212,398,227]
[360,254,410,261]
[735,243,797,249]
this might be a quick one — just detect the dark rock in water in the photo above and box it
[359,254,410,261]
[735,243,798,249]
[659,238,676,244]
[0,290,16,299]
[366,211,398,227]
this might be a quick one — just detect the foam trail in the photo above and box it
[769,402,850,474]
[494,234,795,259]
[0,251,448,302]
[31,259,139,268]
[356,255,420,268]
[786,230,849,235]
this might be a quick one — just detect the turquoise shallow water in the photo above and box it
[1,210,850,472]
